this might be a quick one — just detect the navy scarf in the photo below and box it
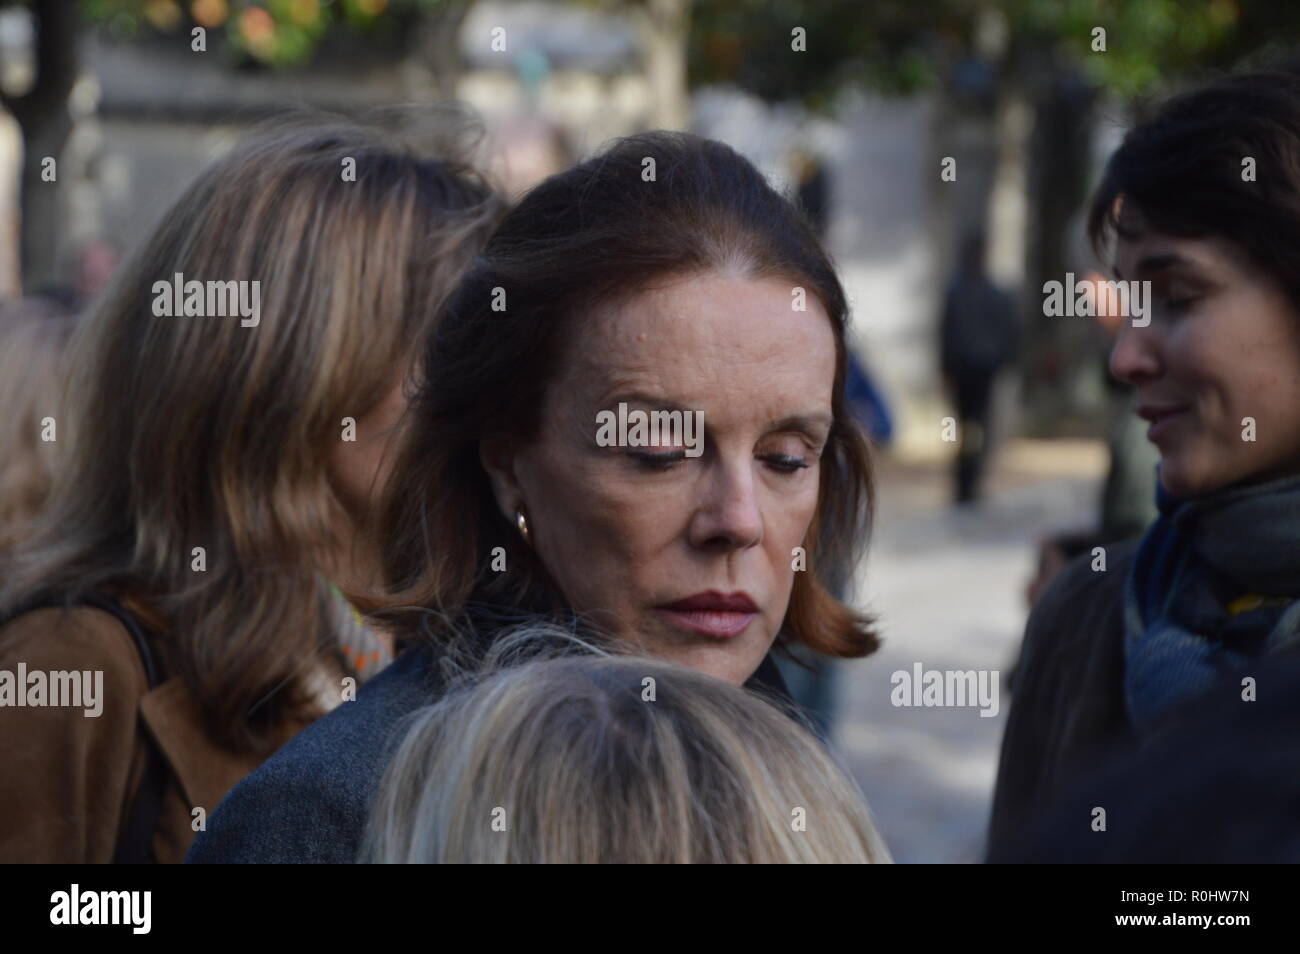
[1124,472,1300,730]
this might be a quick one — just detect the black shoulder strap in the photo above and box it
[1,593,168,864]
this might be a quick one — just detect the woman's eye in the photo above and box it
[628,450,685,470]
[762,454,810,474]
[1154,284,1200,316]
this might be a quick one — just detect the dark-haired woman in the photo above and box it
[990,70,1300,856]
[189,131,881,863]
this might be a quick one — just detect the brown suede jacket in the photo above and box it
[0,605,308,862]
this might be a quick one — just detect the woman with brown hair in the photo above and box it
[0,110,502,862]
[191,130,882,864]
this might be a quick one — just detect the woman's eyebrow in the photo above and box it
[768,412,833,432]
[1137,253,1191,276]
[601,391,694,413]
[1115,252,1193,282]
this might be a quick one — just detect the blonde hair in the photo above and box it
[362,644,891,863]
[0,298,77,551]
[0,108,504,754]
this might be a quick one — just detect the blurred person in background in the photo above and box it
[792,147,829,238]
[362,645,892,863]
[0,110,502,862]
[991,70,1300,857]
[0,297,78,552]
[939,230,1019,505]
[32,242,122,316]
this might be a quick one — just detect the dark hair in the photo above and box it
[381,131,879,659]
[1088,70,1300,311]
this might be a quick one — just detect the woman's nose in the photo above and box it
[688,460,764,552]
[1109,322,1162,386]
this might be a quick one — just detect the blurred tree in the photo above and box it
[689,0,1300,118]
[79,0,461,68]
[633,0,691,130]
[1,0,468,290]
[1,0,79,294]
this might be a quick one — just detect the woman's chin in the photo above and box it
[1158,452,1240,499]
[657,643,764,687]
[1158,460,1209,499]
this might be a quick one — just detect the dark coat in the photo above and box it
[187,642,793,863]
[987,541,1139,856]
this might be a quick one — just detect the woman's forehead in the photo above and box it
[579,273,831,343]
[568,280,833,385]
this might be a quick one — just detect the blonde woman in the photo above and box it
[362,645,891,864]
[0,297,78,551]
[0,110,503,862]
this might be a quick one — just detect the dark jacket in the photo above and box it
[993,650,1300,863]
[187,643,793,863]
[987,541,1138,855]
[939,273,1018,379]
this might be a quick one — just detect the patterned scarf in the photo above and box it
[315,579,394,708]
[1124,471,1300,731]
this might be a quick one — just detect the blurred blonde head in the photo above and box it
[0,298,77,551]
[362,642,891,863]
[0,108,504,753]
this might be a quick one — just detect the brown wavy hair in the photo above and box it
[381,131,879,660]
[0,108,504,754]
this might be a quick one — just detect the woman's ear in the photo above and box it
[479,434,524,522]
